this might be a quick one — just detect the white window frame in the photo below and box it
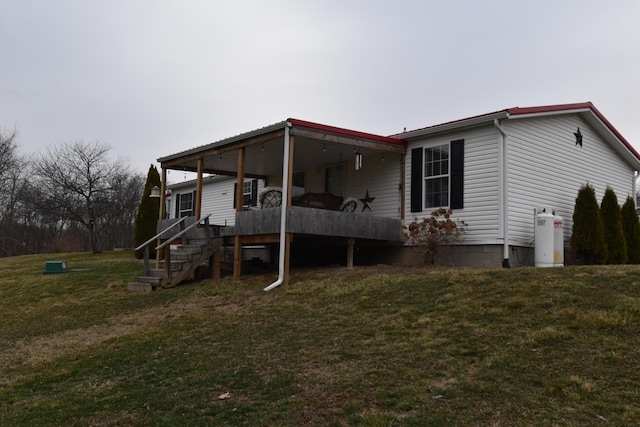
[423,143,450,209]
[178,192,194,217]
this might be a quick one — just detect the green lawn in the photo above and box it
[1,251,639,426]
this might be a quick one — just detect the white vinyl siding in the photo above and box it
[505,114,635,247]
[405,125,501,244]
[266,153,404,218]
[168,177,265,226]
[344,152,403,218]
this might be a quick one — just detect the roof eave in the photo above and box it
[157,120,289,164]
[395,111,509,141]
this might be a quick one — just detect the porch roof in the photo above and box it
[157,118,407,178]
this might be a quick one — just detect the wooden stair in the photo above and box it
[128,220,222,292]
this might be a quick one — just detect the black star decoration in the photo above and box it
[360,190,375,212]
[574,127,583,147]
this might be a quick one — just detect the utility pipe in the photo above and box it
[494,119,510,268]
[264,121,292,291]
[634,171,638,210]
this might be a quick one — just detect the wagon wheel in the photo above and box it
[261,189,282,208]
[340,199,358,213]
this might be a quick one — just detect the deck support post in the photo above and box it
[157,167,168,268]
[195,158,204,223]
[233,147,246,281]
[347,238,355,268]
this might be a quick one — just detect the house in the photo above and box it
[149,102,640,288]
[398,102,640,267]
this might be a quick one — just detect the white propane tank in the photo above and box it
[553,212,564,267]
[534,207,555,267]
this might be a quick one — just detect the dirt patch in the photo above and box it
[0,264,425,385]
[0,294,253,382]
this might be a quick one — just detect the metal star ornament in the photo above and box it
[360,190,375,212]
[574,127,583,147]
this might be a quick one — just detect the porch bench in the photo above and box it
[259,187,358,212]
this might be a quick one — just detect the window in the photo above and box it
[410,139,464,212]
[233,179,258,208]
[242,181,252,206]
[174,192,195,218]
[178,192,194,217]
[424,144,449,208]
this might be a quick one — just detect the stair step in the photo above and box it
[138,276,164,285]
[133,237,221,290]
[170,253,196,262]
[187,238,209,245]
[174,245,203,254]
[147,268,167,278]
[128,282,154,292]
[152,264,182,273]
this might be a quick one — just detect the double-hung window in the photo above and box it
[242,181,253,207]
[410,139,464,212]
[233,179,258,208]
[178,192,194,217]
[424,144,449,208]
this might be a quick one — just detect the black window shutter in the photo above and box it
[250,180,258,207]
[191,190,196,216]
[450,139,464,209]
[175,193,180,218]
[233,183,237,208]
[410,147,423,213]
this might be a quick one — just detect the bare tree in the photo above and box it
[33,140,143,253]
[0,129,33,256]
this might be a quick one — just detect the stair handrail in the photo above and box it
[156,214,212,250]
[134,216,189,251]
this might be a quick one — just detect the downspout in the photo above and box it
[264,121,292,291]
[494,119,510,268]
[634,171,638,209]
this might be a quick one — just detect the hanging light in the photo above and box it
[355,152,363,170]
[149,186,161,198]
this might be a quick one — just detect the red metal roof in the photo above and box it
[289,118,406,147]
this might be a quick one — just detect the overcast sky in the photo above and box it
[2,1,639,182]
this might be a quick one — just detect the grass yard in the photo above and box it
[1,251,640,426]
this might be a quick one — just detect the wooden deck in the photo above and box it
[220,206,403,242]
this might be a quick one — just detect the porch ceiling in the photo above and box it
[158,119,407,178]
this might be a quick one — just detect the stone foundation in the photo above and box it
[386,244,562,269]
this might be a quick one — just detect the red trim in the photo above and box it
[390,109,509,136]
[508,102,594,116]
[288,118,406,147]
[509,102,640,161]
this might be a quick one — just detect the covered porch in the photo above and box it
[157,119,407,289]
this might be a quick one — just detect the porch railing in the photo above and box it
[155,214,212,284]
[134,216,188,276]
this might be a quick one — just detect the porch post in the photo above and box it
[400,154,406,221]
[160,167,167,220]
[195,157,204,220]
[282,136,294,286]
[347,238,355,268]
[233,147,246,280]
[157,167,168,268]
